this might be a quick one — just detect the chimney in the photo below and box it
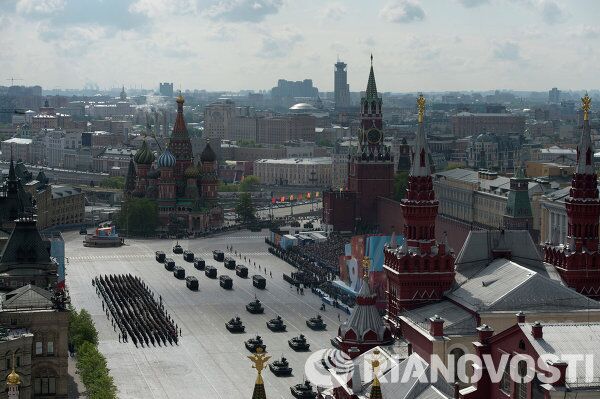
[429,315,444,337]
[407,343,413,356]
[531,321,543,339]
[516,311,525,323]
[477,324,494,342]
[549,361,568,387]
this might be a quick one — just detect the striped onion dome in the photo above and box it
[134,139,155,165]
[157,148,176,168]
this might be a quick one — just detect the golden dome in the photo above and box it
[6,369,20,385]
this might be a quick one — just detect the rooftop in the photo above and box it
[2,138,32,145]
[255,157,332,165]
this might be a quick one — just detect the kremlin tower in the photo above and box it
[544,94,600,299]
[383,95,455,324]
[334,257,392,358]
[323,56,395,232]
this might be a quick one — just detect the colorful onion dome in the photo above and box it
[157,148,176,168]
[134,139,155,165]
[200,142,216,163]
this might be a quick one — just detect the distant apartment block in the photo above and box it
[159,82,174,97]
[254,157,332,187]
[451,112,526,138]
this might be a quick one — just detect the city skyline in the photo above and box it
[1,0,600,92]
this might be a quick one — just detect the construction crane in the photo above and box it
[6,77,23,86]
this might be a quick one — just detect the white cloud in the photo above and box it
[129,0,198,18]
[258,27,302,58]
[16,0,65,14]
[205,0,283,22]
[537,0,567,24]
[380,0,425,23]
[493,41,521,61]
[456,0,489,7]
[322,2,347,21]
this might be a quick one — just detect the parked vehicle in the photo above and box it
[155,251,166,263]
[213,250,224,262]
[205,266,217,279]
[235,265,248,278]
[219,275,233,289]
[185,276,198,290]
[173,266,185,279]
[183,250,195,262]
[164,258,175,271]
[224,257,236,270]
[193,258,206,270]
[252,275,266,289]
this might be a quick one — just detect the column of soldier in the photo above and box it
[93,274,180,348]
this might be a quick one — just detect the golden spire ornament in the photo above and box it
[369,349,383,398]
[361,256,371,279]
[248,346,271,385]
[417,94,426,123]
[582,93,591,121]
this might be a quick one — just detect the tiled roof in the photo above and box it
[0,219,52,266]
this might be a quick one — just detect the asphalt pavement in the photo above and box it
[65,229,344,399]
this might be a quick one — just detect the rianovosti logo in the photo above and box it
[304,348,399,389]
[303,350,596,389]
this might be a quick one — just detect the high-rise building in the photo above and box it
[334,60,350,109]
[203,100,235,141]
[549,87,560,103]
[159,82,174,97]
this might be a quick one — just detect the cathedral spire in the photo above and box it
[576,93,594,175]
[410,94,431,177]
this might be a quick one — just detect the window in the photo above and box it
[47,341,54,355]
[35,341,43,355]
[500,361,512,394]
[516,361,528,399]
[34,377,56,395]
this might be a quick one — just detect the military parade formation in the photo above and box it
[93,274,179,348]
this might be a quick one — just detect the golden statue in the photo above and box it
[370,349,381,387]
[417,94,426,123]
[6,354,20,386]
[361,256,371,279]
[248,347,271,384]
[582,93,592,121]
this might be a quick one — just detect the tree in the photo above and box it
[99,176,125,189]
[118,198,158,236]
[239,175,260,192]
[393,171,409,202]
[69,308,98,351]
[235,192,256,223]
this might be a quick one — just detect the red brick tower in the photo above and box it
[346,55,394,229]
[169,94,193,192]
[544,94,600,298]
[384,95,455,326]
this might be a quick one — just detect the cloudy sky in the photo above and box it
[1,0,599,92]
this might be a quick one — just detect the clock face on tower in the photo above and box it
[367,128,382,144]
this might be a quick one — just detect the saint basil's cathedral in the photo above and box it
[125,95,224,233]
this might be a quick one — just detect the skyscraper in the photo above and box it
[334,59,350,109]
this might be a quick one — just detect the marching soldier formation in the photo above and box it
[93,274,179,348]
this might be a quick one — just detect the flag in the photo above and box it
[271,197,276,204]
[298,194,303,200]
[316,192,320,197]
[290,194,295,201]
[306,192,311,199]
[280,196,285,202]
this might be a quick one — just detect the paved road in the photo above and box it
[65,229,343,399]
